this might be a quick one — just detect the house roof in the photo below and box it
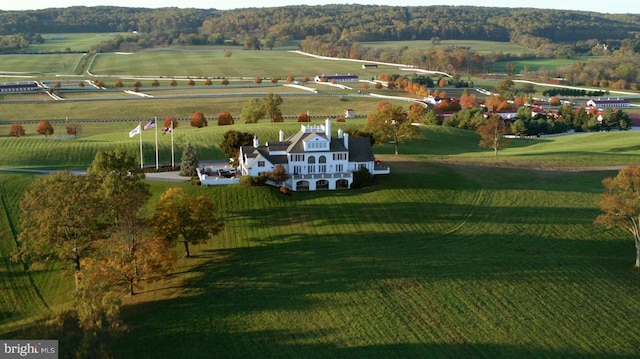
[588,98,630,104]
[348,137,374,162]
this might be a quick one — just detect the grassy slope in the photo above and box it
[360,40,532,54]
[113,160,638,358]
[89,50,398,79]
[1,123,640,357]
[0,54,82,74]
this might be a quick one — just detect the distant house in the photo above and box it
[362,64,378,69]
[314,73,359,82]
[0,81,41,93]
[239,119,389,191]
[586,98,630,109]
[344,109,356,118]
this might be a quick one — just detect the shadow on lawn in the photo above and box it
[114,228,638,358]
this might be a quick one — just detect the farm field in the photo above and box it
[1,39,640,357]
[491,56,597,73]
[361,39,533,54]
[26,32,133,53]
[88,50,402,78]
[1,123,640,357]
[0,54,83,75]
[0,94,409,122]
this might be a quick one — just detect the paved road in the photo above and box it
[0,167,190,182]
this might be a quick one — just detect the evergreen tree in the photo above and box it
[180,142,199,177]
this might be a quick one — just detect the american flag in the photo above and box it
[143,119,156,130]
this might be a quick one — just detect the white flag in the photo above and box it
[129,124,141,138]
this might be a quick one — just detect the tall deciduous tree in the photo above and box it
[84,150,165,295]
[36,120,54,138]
[263,93,283,122]
[241,98,265,124]
[152,187,223,258]
[180,142,199,177]
[407,103,426,123]
[86,149,150,227]
[595,165,640,267]
[84,229,176,296]
[16,171,107,288]
[477,115,511,156]
[364,102,419,155]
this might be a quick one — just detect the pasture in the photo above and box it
[361,39,532,54]
[2,123,640,357]
[0,54,83,75]
[88,50,402,78]
[26,33,133,53]
[0,94,403,122]
[1,42,640,357]
[491,56,596,73]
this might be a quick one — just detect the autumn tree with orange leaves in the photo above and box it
[190,111,208,128]
[36,120,54,138]
[365,102,420,155]
[218,111,234,126]
[459,93,478,108]
[477,115,511,156]
[595,165,640,267]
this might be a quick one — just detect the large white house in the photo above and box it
[239,119,390,191]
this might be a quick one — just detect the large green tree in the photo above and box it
[84,150,173,296]
[595,165,640,268]
[241,98,266,124]
[16,171,108,288]
[86,149,150,226]
[152,187,224,258]
[364,102,420,155]
[263,93,284,122]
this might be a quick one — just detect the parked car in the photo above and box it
[218,169,234,178]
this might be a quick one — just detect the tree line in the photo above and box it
[1,5,639,52]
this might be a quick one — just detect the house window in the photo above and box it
[319,165,326,173]
[308,165,316,174]
[258,161,265,167]
[308,156,316,164]
[293,165,301,174]
[319,156,326,164]
[293,154,304,162]
[336,164,343,172]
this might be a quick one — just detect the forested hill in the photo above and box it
[1,5,639,45]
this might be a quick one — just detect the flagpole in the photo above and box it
[171,121,175,168]
[138,121,143,169]
[154,117,159,170]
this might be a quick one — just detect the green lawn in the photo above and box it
[1,123,640,357]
